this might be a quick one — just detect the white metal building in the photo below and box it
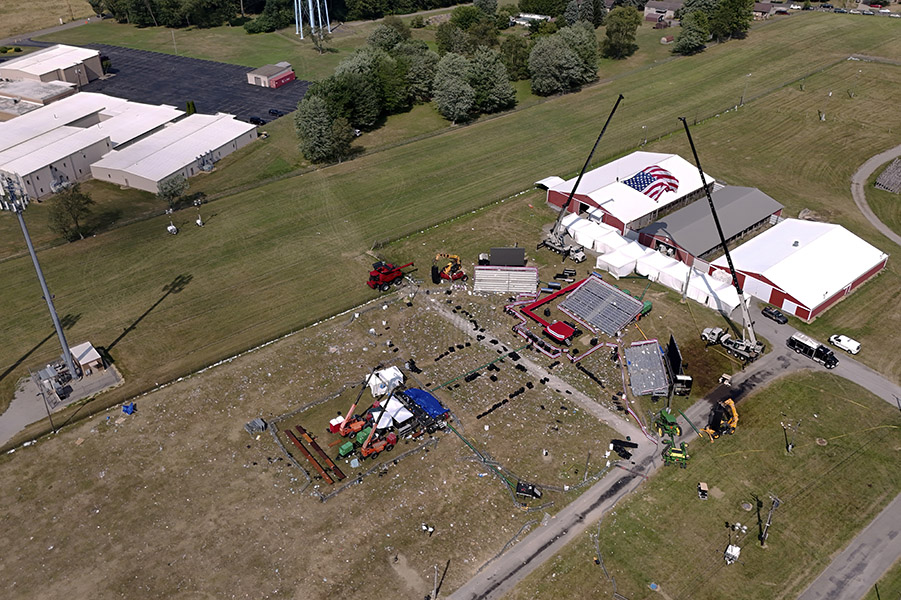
[0,92,184,198]
[0,45,103,86]
[537,152,715,235]
[709,219,888,322]
[90,113,257,193]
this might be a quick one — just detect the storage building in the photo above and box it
[708,219,888,322]
[638,186,783,267]
[0,45,103,87]
[90,113,257,193]
[246,62,296,89]
[537,152,715,235]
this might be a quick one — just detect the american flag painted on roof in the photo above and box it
[622,166,679,201]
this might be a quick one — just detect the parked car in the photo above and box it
[862,9,875,14]
[833,7,848,12]
[890,13,901,17]
[249,116,266,125]
[828,334,860,355]
[878,8,891,13]
[268,108,286,117]
[822,3,833,8]
[790,3,802,8]
[762,306,788,324]
[802,4,814,9]
[849,9,861,13]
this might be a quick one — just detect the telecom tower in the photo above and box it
[1,175,79,381]
[293,0,331,39]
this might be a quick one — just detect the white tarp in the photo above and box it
[593,230,630,254]
[596,242,653,278]
[375,395,415,429]
[635,251,679,282]
[368,366,404,397]
[687,271,740,313]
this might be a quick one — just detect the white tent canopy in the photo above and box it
[374,395,415,429]
[596,242,653,278]
[687,271,740,313]
[593,230,630,254]
[368,366,404,397]
[636,250,679,281]
[657,260,691,292]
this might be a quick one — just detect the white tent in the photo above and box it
[374,395,415,429]
[657,260,691,292]
[687,271,740,313]
[593,230,630,254]
[596,242,653,278]
[573,221,613,248]
[560,212,582,232]
[368,366,404,397]
[636,251,679,282]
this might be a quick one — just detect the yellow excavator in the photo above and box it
[431,253,467,284]
[702,399,738,442]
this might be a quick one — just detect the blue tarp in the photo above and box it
[404,389,447,419]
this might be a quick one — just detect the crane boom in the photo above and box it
[679,118,758,346]
[539,95,624,260]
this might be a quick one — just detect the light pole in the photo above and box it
[740,73,752,107]
[1,176,78,381]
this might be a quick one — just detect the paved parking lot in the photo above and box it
[82,44,310,123]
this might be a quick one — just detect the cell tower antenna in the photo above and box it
[1,176,78,381]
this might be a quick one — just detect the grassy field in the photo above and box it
[38,18,389,81]
[3,13,901,431]
[0,0,93,40]
[0,285,624,600]
[866,170,901,238]
[508,371,901,600]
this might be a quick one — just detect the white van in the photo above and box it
[828,334,860,355]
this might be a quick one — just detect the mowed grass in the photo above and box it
[0,0,93,40]
[38,18,389,81]
[507,371,901,600]
[866,171,901,237]
[2,13,900,431]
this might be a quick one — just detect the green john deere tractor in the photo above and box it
[654,408,683,438]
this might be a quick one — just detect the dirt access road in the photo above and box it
[850,144,901,247]
[446,307,901,600]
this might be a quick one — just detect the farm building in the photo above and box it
[0,92,184,199]
[537,151,715,235]
[708,219,888,322]
[644,0,683,20]
[90,113,257,193]
[246,62,295,89]
[637,186,784,267]
[0,45,102,87]
[753,2,775,19]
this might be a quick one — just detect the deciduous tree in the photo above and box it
[48,184,94,241]
[501,35,531,81]
[673,9,709,55]
[602,6,641,59]
[469,47,516,114]
[295,95,337,163]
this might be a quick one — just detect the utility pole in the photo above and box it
[780,419,801,453]
[431,564,439,600]
[759,495,781,546]
[2,177,78,381]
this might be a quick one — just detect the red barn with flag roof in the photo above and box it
[535,151,715,235]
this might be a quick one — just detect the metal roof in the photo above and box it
[558,275,642,336]
[91,113,255,182]
[0,45,99,76]
[248,63,293,78]
[547,152,715,225]
[645,0,684,12]
[0,79,76,102]
[639,186,783,256]
[624,341,670,396]
[712,219,888,308]
[0,127,109,175]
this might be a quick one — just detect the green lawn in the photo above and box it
[3,13,901,432]
[507,371,901,600]
[866,171,901,238]
[38,19,391,81]
[0,0,93,40]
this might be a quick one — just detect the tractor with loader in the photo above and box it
[702,399,739,442]
[431,253,467,283]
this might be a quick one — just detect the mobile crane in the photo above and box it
[328,366,379,437]
[680,118,764,363]
[358,400,398,460]
[537,95,624,263]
